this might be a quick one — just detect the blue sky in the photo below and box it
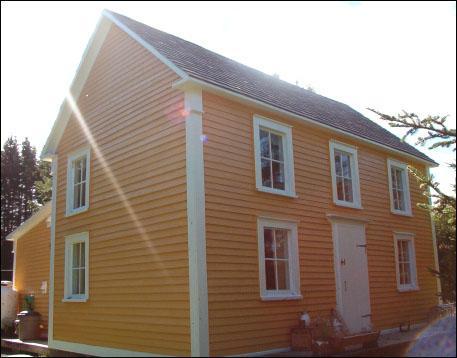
[1,1,455,194]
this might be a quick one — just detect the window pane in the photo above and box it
[264,229,274,258]
[275,230,288,259]
[272,161,285,190]
[396,190,404,211]
[397,240,403,262]
[270,133,284,161]
[391,169,397,189]
[265,260,276,290]
[80,242,85,266]
[344,178,353,202]
[342,153,351,178]
[260,129,270,158]
[261,159,272,187]
[336,177,344,201]
[74,183,81,209]
[81,158,87,182]
[72,268,79,294]
[395,168,403,189]
[75,159,83,184]
[81,182,86,207]
[335,152,342,177]
[276,260,290,290]
[79,268,85,294]
[402,241,409,261]
[403,264,411,284]
[72,243,80,268]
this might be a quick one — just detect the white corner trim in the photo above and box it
[12,240,17,289]
[173,77,437,168]
[41,17,112,160]
[329,141,362,209]
[103,10,189,80]
[5,202,52,242]
[426,167,443,304]
[48,156,58,342]
[229,347,291,357]
[184,86,209,357]
[49,339,166,357]
[387,159,412,216]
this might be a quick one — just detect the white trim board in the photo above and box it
[41,17,112,160]
[173,77,437,167]
[184,86,209,356]
[102,10,188,80]
[6,202,52,242]
[49,339,167,357]
[48,156,58,342]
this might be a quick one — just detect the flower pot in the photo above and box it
[14,311,41,341]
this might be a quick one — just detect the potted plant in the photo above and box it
[14,294,41,341]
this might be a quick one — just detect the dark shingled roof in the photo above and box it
[106,10,435,164]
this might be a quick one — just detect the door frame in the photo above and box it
[327,214,371,331]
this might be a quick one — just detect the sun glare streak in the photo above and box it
[66,92,167,273]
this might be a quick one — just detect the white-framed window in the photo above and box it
[66,147,90,216]
[64,232,89,301]
[329,141,362,209]
[387,159,412,216]
[393,232,418,292]
[257,217,301,300]
[253,115,296,197]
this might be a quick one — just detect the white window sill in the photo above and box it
[256,186,297,198]
[397,286,419,293]
[62,297,88,303]
[333,200,363,210]
[391,210,413,217]
[261,293,303,301]
[65,206,89,218]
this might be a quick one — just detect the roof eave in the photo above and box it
[174,76,438,168]
[6,202,52,242]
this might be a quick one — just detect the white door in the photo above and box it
[333,222,372,334]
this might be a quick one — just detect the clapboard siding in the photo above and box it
[14,218,50,329]
[52,25,189,356]
[202,92,438,356]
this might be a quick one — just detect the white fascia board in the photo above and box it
[5,202,52,242]
[40,16,113,160]
[173,77,437,168]
[102,10,189,80]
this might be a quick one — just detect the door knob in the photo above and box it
[341,259,346,265]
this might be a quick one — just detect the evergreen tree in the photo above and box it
[20,138,39,221]
[35,160,52,205]
[1,137,52,280]
[1,137,21,280]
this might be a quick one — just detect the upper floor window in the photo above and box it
[64,232,89,301]
[394,232,418,292]
[253,115,296,197]
[257,217,301,300]
[329,141,362,209]
[387,159,412,216]
[66,148,90,216]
